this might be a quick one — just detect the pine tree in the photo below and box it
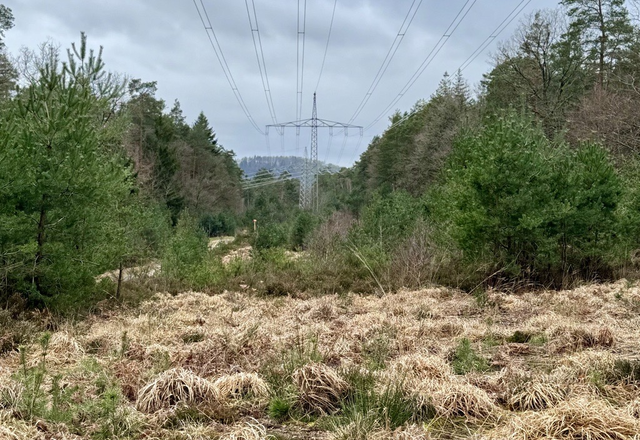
[0,34,132,304]
[0,4,13,49]
[0,4,15,101]
[561,0,635,88]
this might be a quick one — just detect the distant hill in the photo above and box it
[238,156,341,179]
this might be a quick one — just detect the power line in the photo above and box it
[245,0,281,134]
[364,0,477,131]
[243,173,304,187]
[193,0,265,134]
[348,130,366,164]
[267,93,362,209]
[323,128,335,163]
[242,166,341,190]
[336,132,349,163]
[264,132,272,161]
[347,111,418,164]
[296,0,308,122]
[314,0,338,93]
[335,129,365,165]
[345,0,424,125]
[347,0,533,164]
[242,172,306,189]
[333,2,427,163]
[459,0,531,72]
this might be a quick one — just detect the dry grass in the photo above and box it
[507,377,567,411]
[2,281,640,438]
[418,377,498,420]
[389,353,452,382]
[136,368,219,413]
[213,372,270,400]
[0,410,44,440]
[220,418,271,440]
[329,412,379,440]
[293,363,350,414]
[497,397,639,439]
[0,380,23,410]
[627,398,640,418]
[369,425,429,440]
[551,325,615,353]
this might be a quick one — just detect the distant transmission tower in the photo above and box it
[268,93,363,210]
[299,146,311,208]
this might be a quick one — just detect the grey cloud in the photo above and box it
[4,0,560,165]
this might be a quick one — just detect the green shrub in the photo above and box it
[162,214,208,280]
[162,213,224,289]
[351,191,422,253]
[268,396,293,421]
[253,223,289,250]
[507,330,532,344]
[290,211,319,250]
[200,212,237,237]
[429,113,623,287]
[451,338,490,375]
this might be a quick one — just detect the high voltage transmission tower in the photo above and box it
[267,93,362,210]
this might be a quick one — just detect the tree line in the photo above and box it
[298,0,640,289]
[4,0,640,309]
[0,6,244,308]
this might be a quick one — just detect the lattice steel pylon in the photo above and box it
[267,93,363,210]
[299,146,311,209]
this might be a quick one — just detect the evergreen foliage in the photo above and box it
[429,113,622,285]
[0,34,132,306]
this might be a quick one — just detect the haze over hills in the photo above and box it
[238,155,342,179]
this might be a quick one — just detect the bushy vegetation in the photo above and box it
[429,114,627,287]
[5,1,640,438]
[3,0,640,310]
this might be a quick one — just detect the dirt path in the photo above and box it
[95,261,160,283]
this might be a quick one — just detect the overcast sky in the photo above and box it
[4,0,560,166]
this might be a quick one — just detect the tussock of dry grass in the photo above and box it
[497,398,639,439]
[293,363,350,415]
[369,425,429,439]
[558,350,618,380]
[220,418,271,440]
[416,378,498,420]
[330,412,379,440]
[213,373,269,400]
[3,281,640,439]
[26,331,84,368]
[508,377,567,411]
[551,325,615,353]
[0,380,23,410]
[0,410,44,440]
[389,353,452,381]
[157,424,221,440]
[627,398,640,418]
[136,368,219,413]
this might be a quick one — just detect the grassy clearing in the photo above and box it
[1,280,640,438]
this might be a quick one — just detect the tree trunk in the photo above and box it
[34,194,47,295]
[598,0,606,89]
[116,260,123,300]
